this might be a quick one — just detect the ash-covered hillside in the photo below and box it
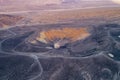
[0,23,120,80]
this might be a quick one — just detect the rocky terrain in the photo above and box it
[0,5,120,80]
[0,14,23,28]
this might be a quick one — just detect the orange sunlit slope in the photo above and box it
[36,27,90,43]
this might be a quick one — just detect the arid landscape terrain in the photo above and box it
[0,7,120,29]
[0,0,120,80]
